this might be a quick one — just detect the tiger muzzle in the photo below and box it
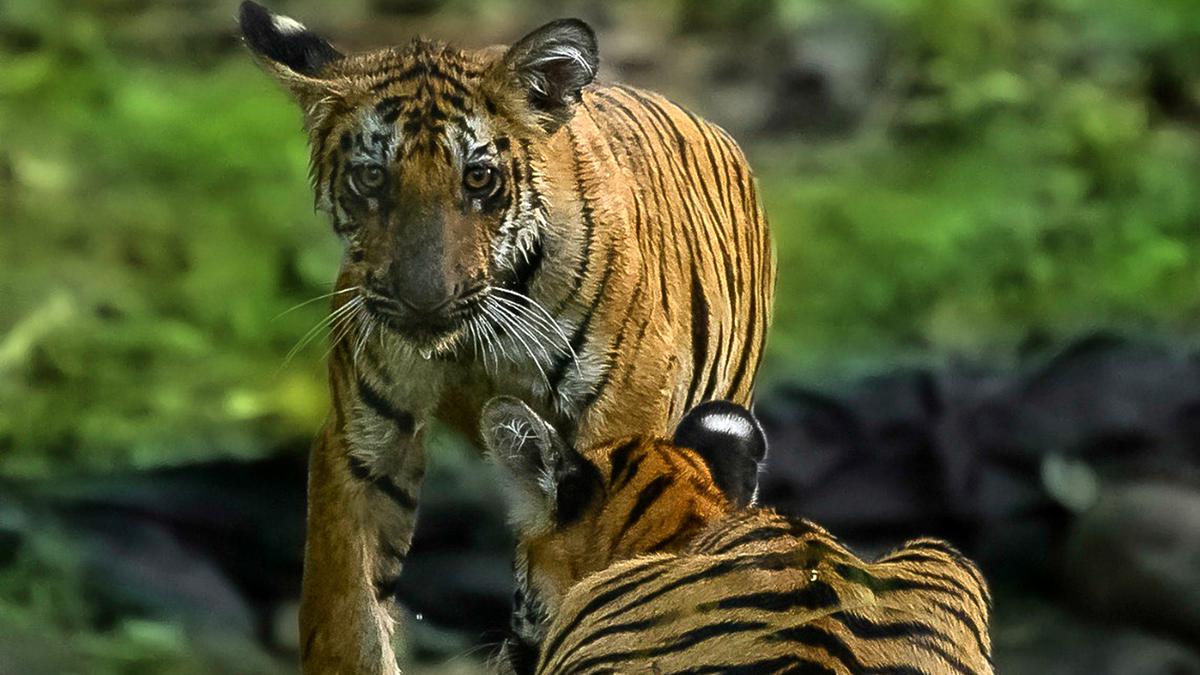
[363,279,484,344]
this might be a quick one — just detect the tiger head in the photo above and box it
[480,397,767,656]
[239,2,597,353]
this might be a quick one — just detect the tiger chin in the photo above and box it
[481,397,994,675]
[238,1,774,673]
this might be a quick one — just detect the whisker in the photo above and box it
[490,288,578,373]
[283,295,363,366]
[353,318,375,369]
[466,315,490,376]
[486,297,550,388]
[477,303,515,370]
[496,299,567,363]
[322,300,365,362]
[273,286,361,321]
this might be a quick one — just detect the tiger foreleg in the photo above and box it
[299,362,437,674]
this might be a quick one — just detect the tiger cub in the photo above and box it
[238,3,774,670]
[480,397,993,675]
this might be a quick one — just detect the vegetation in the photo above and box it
[4,0,1199,473]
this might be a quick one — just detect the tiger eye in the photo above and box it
[354,164,386,192]
[463,165,496,193]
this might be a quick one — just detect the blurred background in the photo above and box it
[2,0,1200,673]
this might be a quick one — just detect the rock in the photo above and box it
[994,597,1200,674]
[1064,481,1200,645]
[762,12,888,136]
[976,336,1200,474]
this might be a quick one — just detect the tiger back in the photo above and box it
[480,398,993,675]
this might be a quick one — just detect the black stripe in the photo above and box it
[706,525,796,555]
[327,157,349,234]
[616,475,673,539]
[895,540,991,605]
[547,246,618,393]
[879,556,987,608]
[680,657,836,675]
[302,627,318,660]
[370,63,471,95]
[831,610,946,642]
[768,624,934,675]
[510,236,545,299]
[834,563,987,619]
[618,86,731,281]
[606,438,640,485]
[374,95,411,113]
[928,598,992,661]
[594,550,805,625]
[700,319,725,404]
[548,617,657,668]
[552,126,599,315]
[913,639,983,675]
[668,443,708,476]
[726,296,758,399]
[683,265,710,410]
[611,452,645,490]
[346,454,419,511]
[379,537,407,565]
[560,620,770,673]
[539,565,669,663]
[702,581,840,613]
[356,377,415,433]
[592,90,692,325]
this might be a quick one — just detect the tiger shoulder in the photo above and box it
[481,398,993,675]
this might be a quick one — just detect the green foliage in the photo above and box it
[2,0,1199,460]
[1,1,338,476]
[758,0,1200,375]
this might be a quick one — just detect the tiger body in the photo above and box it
[238,3,774,673]
[480,400,993,675]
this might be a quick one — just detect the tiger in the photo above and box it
[479,397,994,675]
[237,2,775,673]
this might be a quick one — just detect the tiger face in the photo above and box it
[479,397,767,651]
[240,2,597,353]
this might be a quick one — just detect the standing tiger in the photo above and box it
[480,397,993,675]
[237,2,775,673]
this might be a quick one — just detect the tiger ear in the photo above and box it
[502,19,598,131]
[673,401,767,506]
[481,397,599,532]
[238,1,345,110]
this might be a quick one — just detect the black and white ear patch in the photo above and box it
[238,1,342,77]
[673,401,767,506]
[504,18,598,128]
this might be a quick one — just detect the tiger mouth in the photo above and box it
[363,290,485,354]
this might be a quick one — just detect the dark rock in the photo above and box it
[994,598,1200,674]
[980,336,1200,474]
[1064,482,1200,645]
[762,12,888,136]
[74,511,256,633]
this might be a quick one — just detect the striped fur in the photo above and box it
[482,400,993,675]
[239,4,774,673]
